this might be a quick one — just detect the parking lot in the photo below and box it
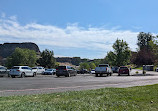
[1,69,158,96]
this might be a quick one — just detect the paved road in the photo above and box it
[1,69,158,96]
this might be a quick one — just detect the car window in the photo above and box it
[22,67,28,69]
[32,68,37,69]
[0,67,5,69]
[39,67,42,69]
[46,69,52,71]
[99,65,108,67]
[67,66,71,69]
[120,67,128,69]
[12,67,19,69]
[57,66,66,70]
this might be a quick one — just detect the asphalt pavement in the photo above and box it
[1,69,158,96]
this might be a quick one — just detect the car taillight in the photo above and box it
[56,69,58,71]
[17,70,20,71]
[63,69,67,71]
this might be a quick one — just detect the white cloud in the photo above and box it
[0,16,139,58]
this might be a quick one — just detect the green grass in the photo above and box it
[135,67,143,70]
[1,84,158,111]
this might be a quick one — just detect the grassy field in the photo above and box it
[135,67,143,70]
[0,84,158,111]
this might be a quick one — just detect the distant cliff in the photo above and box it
[0,42,40,58]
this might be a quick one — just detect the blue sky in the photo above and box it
[0,0,158,59]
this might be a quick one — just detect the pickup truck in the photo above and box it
[95,64,113,77]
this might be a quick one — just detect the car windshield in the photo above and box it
[57,66,66,70]
[12,67,19,69]
[32,68,37,69]
[99,65,108,67]
[46,69,52,71]
[0,67,5,69]
[120,67,128,69]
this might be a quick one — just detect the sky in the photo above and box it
[0,0,158,59]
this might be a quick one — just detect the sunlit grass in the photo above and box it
[0,84,158,111]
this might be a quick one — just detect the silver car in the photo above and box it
[9,66,36,78]
[0,66,8,77]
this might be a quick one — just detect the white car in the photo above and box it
[43,69,56,75]
[90,69,95,74]
[9,66,36,78]
[32,67,45,74]
[155,67,158,72]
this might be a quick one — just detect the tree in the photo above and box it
[89,62,96,69]
[6,48,37,68]
[79,62,90,71]
[137,32,153,50]
[133,32,155,65]
[106,39,131,66]
[37,49,56,68]
[133,48,154,65]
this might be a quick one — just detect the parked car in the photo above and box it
[111,66,119,73]
[155,67,158,72]
[95,64,113,77]
[56,66,77,77]
[32,67,45,74]
[90,69,95,74]
[80,69,89,74]
[118,66,130,76]
[9,66,36,78]
[43,69,56,75]
[0,66,8,77]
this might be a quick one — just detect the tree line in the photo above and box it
[80,32,158,70]
[6,48,56,69]
[5,32,158,69]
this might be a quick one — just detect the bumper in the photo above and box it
[56,72,68,76]
[95,71,108,74]
[43,72,53,75]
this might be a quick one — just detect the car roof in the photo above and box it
[14,66,29,67]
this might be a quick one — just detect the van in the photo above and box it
[56,66,77,77]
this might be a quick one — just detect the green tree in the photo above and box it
[148,36,158,65]
[6,48,37,68]
[89,62,96,69]
[106,39,131,66]
[37,49,56,68]
[137,32,153,50]
[79,62,90,71]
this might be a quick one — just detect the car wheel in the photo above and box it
[33,72,36,77]
[11,75,15,78]
[100,74,103,77]
[118,73,120,76]
[95,74,98,77]
[67,73,71,77]
[21,73,25,78]
[128,73,130,76]
[57,75,60,77]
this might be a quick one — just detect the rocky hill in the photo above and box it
[0,42,40,58]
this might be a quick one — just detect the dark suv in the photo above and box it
[118,66,130,76]
[56,66,77,77]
